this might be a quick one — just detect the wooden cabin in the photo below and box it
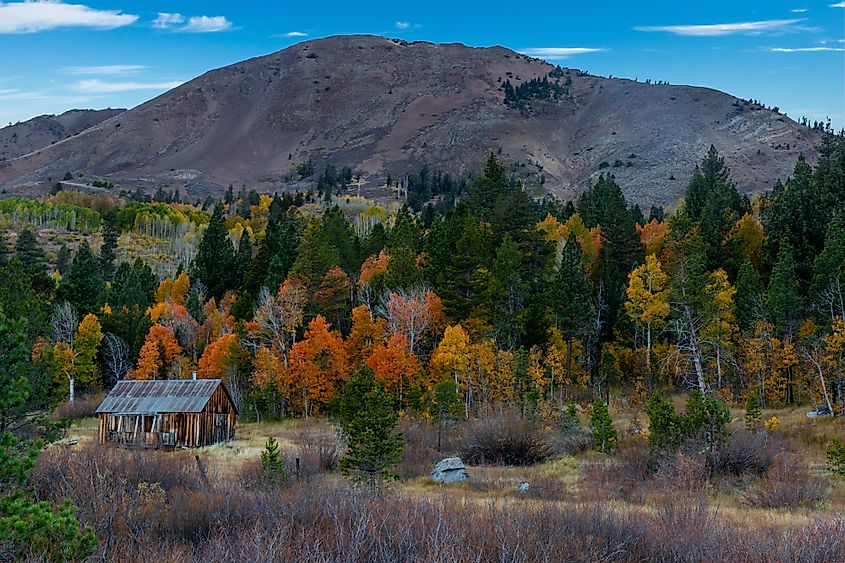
[96,379,238,448]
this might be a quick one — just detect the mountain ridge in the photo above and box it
[0,35,820,205]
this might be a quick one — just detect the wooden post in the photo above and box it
[295,457,300,480]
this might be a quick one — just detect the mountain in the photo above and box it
[0,35,820,205]
[0,108,125,162]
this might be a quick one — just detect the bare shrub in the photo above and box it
[26,441,845,562]
[579,438,650,502]
[521,476,569,501]
[708,429,780,477]
[54,394,104,420]
[397,419,443,479]
[744,453,828,509]
[460,413,551,466]
[297,422,344,472]
[549,429,593,456]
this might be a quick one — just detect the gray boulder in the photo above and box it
[431,457,469,484]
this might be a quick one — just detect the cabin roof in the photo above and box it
[96,379,236,415]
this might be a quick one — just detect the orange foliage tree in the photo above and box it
[134,324,183,380]
[366,333,421,404]
[637,219,669,257]
[346,304,387,367]
[284,315,349,417]
[198,333,243,379]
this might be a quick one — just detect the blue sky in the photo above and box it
[1,1,843,128]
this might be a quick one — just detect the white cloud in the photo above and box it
[180,15,232,33]
[832,2,845,7]
[395,21,410,30]
[520,47,606,60]
[634,19,804,36]
[70,79,183,94]
[790,8,808,12]
[278,31,307,37]
[152,12,184,29]
[0,1,138,34]
[770,46,844,52]
[154,13,232,33]
[61,65,147,75]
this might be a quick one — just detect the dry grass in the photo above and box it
[45,400,845,561]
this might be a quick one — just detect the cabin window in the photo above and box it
[214,414,225,427]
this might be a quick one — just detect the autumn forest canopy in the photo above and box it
[3,130,845,418]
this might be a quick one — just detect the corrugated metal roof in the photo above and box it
[96,379,224,414]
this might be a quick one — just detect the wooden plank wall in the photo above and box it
[98,385,237,448]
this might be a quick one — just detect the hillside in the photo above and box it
[0,108,124,162]
[0,35,820,205]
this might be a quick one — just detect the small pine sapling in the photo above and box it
[260,436,288,485]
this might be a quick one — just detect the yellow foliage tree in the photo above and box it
[625,254,669,370]
[429,324,470,417]
[703,269,738,390]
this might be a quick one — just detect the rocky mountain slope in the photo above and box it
[0,35,820,205]
[0,108,124,162]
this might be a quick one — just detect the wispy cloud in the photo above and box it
[153,12,233,33]
[0,1,137,34]
[832,2,845,7]
[70,79,183,94]
[520,47,606,60]
[152,12,184,29]
[770,46,844,52]
[634,19,804,36]
[790,8,808,12]
[180,16,233,33]
[395,21,411,30]
[276,31,307,37]
[61,65,147,75]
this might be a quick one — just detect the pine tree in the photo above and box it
[589,398,617,454]
[735,259,762,333]
[99,209,119,281]
[56,244,70,275]
[682,390,730,451]
[553,232,593,380]
[337,367,404,488]
[811,216,845,320]
[762,155,829,288]
[578,175,642,339]
[826,437,845,476]
[645,392,682,457]
[745,387,762,431]
[191,204,235,301]
[58,241,104,315]
[468,154,508,220]
[260,436,288,485]
[14,227,52,292]
[234,230,253,288]
[562,402,580,433]
[767,245,802,337]
[14,227,45,272]
[291,219,340,290]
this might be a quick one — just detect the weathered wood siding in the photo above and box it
[97,385,237,448]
